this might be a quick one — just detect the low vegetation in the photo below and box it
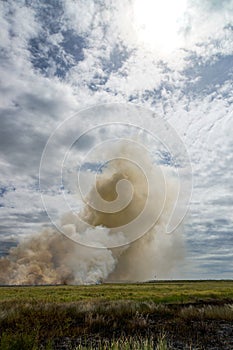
[0,280,233,303]
[0,281,232,349]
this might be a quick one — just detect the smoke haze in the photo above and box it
[0,142,184,285]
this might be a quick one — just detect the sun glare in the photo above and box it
[133,0,187,53]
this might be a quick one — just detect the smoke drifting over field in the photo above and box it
[0,142,184,285]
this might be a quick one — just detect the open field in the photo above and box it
[1,280,233,303]
[0,281,233,349]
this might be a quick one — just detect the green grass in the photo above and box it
[0,281,232,349]
[0,333,167,350]
[0,280,232,304]
[74,335,167,350]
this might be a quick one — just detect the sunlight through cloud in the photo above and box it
[133,0,187,53]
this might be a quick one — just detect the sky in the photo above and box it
[0,0,233,279]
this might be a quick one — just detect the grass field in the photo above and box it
[0,281,232,349]
[0,280,233,303]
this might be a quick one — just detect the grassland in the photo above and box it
[0,280,233,303]
[0,281,232,349]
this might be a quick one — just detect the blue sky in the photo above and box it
[0,0,233,279]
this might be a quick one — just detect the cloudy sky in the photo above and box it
[0,0,233,279]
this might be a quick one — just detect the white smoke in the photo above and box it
[0,141,184,285]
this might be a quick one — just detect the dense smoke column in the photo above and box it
[0,104,192,285]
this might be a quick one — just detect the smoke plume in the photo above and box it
[0,142,184,285]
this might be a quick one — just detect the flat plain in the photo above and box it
[0,281,232,349]
[1,280,233,303]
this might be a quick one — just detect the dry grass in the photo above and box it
[180,304,233,321]
[0,281,232,349]
[0,333,168,350]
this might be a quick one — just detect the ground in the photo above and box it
[0,281,232,349]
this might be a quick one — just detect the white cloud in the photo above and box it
[0,0,232,279]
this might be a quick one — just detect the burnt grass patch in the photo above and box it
[0,299,233,349]
[0,282,233,349]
